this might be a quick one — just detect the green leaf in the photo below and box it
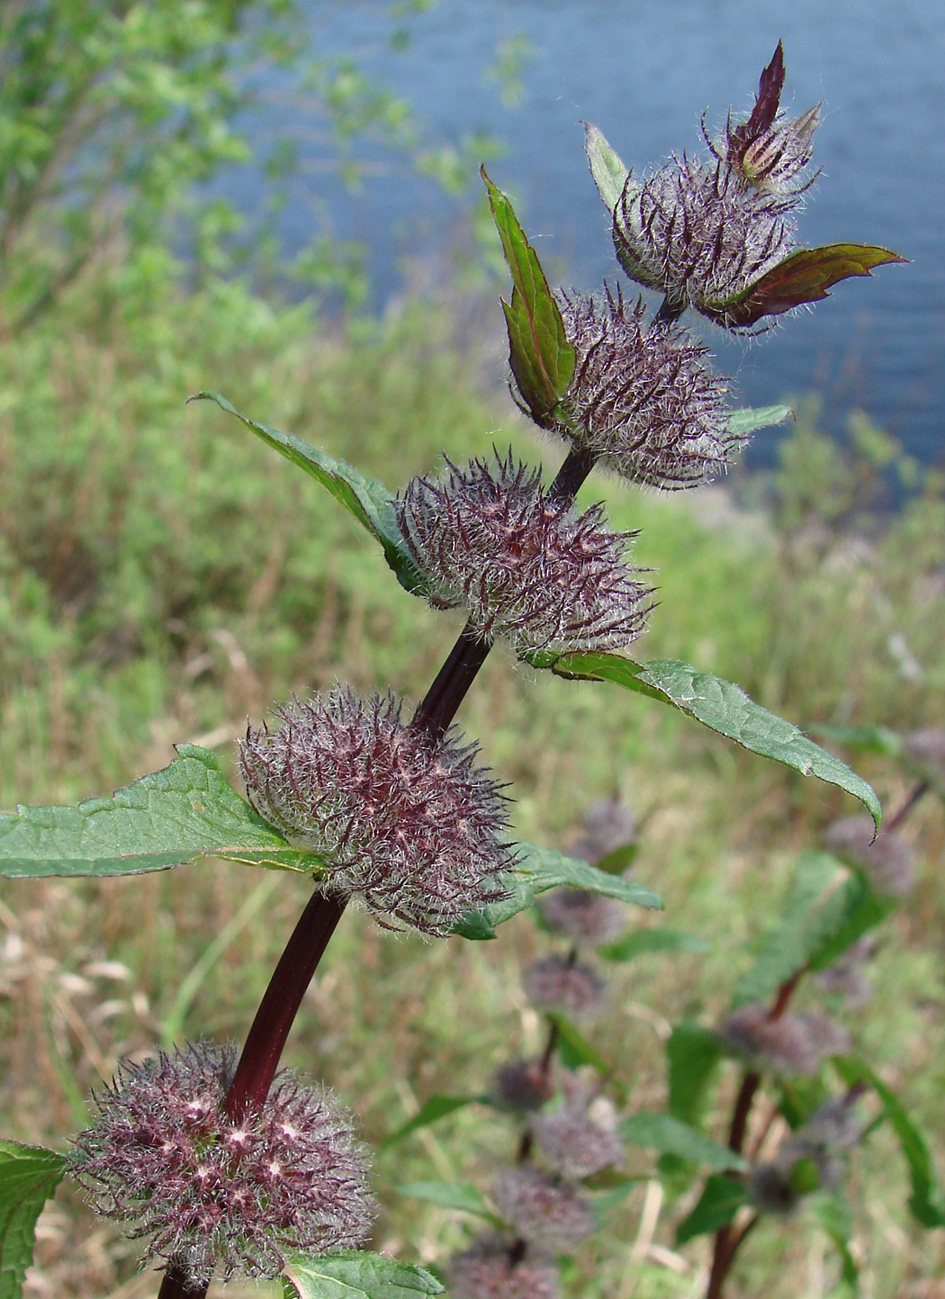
[0,746,322,878]
[482,168,575,424]
[526,655,881,831]
[591,842,637,875]
[601,929,710,963]
[676,1174,748,1245]
[834,1058,945,1228]
[0,1141,68,1299]
[283,1251,443,1299]
[804,1193,858,1289]
[190,392,422,594]
[453,841,662,940]
[396,1182,501,1226]
[726,404,793,438]
[733,853,896,1006]
[811,725,904,759]
[666,1023,724,1131]
[379,1096,482,1152]
[703,244,908,329]
[621,1114,746,1172]
[583,122,630,214]
[549,1014,611,1077]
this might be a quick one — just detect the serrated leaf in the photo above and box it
[482,168,575,424]
[726,404,793,438]
[0,1142,68,1299]
[549,1014,611,1077]
[283,1250,443,1299]
[733,853,896,1006]
[0,746,322,878]
[453,840,662,940]
[190,392,422,594]
[703,244,908,329]
[834,1058,945,1228]
[526,654,881,830]
[583,122,630,214]
[601,928,710,963]
[666,1022,724,1127]
[621,1114,746,1172]
[396,1182,500,1225]
[676,1174,748,1245]
[379,1096,483,1152]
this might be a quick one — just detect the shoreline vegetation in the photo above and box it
[2,265,943,1297]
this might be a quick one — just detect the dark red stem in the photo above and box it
[885,779,929,833]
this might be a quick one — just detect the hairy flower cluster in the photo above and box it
[825,814,917,897]
[902,728,945,788]
[720,1003,850,1076]
[539,887,627,946]
[70,1042,374,1285]
[396,454,651,656]
[554,287,738,488]
[523,955,608,1021]
[241,688,513,936]
[493,1165,595,1254]
[612,46,819,322]
[533,1102,622,1179]
[446,1235,560,1299]
[747,1095,862,1215]
[494,1059,556,1113]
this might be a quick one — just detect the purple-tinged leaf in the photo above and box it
[729,41,786,159]
[704,244,908,328]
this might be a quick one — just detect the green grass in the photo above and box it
[1,273,944,1299]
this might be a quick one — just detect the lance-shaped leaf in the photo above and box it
[454,840,663,940]
[482,168,575,425]
[549,1014,611,1077]
[283,1251,444,1299]
[396,1182,501,1226]
[621,1114,747,1172]
[584,121,630,215]
[728,41,785,162]
[0,1142,69,1299]
[726,404,792,439]
[834,1058,945,1228]
[190,392,422,594]
[703,244,907,329]
[601,928,710,963]
[380,1096,484,1152]
[526,653,881,830]
[0,745,323,877]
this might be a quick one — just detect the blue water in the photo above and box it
[234,0,945,468]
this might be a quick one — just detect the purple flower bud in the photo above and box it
[538,888,627,946]
[825,815,917,897]
[396,454,652,656]
[533,1103,622,1179]
[575,795,637,864]
[720,1004,850,1076]
[240,688,513,936]
[494,1059,555,1113]
[553,288,738,489]
[446,1235,560,1299]
[522,955,608,1021]
[902,729,945,787]
[70,1042,374,1286]
[493,1166,595,1253]
[746,1160,802,1215]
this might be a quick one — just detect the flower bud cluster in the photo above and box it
[397,454,651,656]
[70,1042,374,1286]
[549,287,738,490]
[241,687,513,936]
[747,1094,863,1215]
[720,1003,850,1077]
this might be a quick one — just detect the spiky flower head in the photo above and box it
[446,1235,560,1299]
[533,1103,622,1179]
[396,454,651,657]
[613,45,818,326]
[70,1042,374,1286]
[522,955,608,1021]
[493,1166,595,1253]
[825,815,917,897]
[241,687,513,936]
[553,287,738,488]
[720,1003,850,1076]
[539,887,627,946]
[494,1059,555,1113]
